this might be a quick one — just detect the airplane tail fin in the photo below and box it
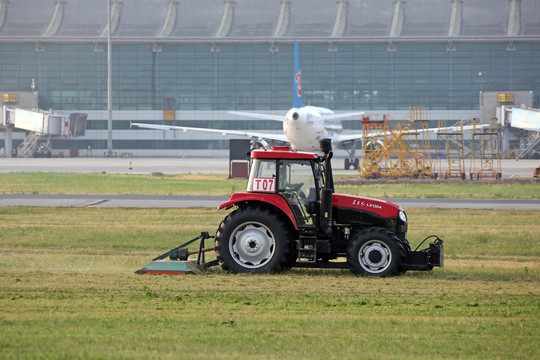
[293,40,304,108]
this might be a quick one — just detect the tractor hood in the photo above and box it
[332,194,401,218]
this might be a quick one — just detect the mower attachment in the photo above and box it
[135,232,218,275]
[402,235,444,271]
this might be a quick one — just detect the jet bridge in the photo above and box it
[499,106,540,159]
[509,107,540,158]
[1,106,87,158]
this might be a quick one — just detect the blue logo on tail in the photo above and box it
[293,40,304,108]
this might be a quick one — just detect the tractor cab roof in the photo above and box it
[251,146,319,160]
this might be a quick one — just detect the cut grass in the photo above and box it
[1,207,538,257]
[0,271,538,359]
[0,207,539,359]
[1,172,539,199]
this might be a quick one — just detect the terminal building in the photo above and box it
[0,0,539,157]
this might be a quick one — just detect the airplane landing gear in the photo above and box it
[344,158,360,170]
[343,140,360,170]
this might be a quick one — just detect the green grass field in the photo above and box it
[1,206,539,359]
[1,172,539,199]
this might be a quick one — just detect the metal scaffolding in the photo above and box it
[435,120,466,180]
[359,107,433,179]
[406,106,433,178]
[469,119,502,179]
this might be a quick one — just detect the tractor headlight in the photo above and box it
[398,210,407,223]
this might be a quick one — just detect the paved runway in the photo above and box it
[0,194,228,208]
[0,194,538,210]
[0,157,230,174]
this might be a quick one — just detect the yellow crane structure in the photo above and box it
[359,107,433,178]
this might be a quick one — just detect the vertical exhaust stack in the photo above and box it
[319,139,334,236]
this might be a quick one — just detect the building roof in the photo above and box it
[0,0,539,43]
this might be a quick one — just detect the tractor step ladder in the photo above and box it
[297,230,317,263]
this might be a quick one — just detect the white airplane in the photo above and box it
[132,40,366,168]
[132,40,486,169]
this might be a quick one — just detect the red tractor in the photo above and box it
[214,139,443,277]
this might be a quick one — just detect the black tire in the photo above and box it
[353,158,360,170]
[347,227,405,277]
[398,240,411,274]
[215,206,293,273]
[344,158,351,170]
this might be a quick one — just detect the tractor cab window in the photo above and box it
[247,159,276,192]
[278,160,316,199]
[278,160,317,226]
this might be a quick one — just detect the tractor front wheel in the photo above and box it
[215,206,293,273]
[347,227,405,277]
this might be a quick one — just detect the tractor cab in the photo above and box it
[247,146,323,227]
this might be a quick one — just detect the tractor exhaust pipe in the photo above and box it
[319,139,334,237]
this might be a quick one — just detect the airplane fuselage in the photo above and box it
[284,106,336,152]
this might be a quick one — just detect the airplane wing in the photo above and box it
[333,123,490,143]
[228,111,286,122]
[432,124,489,133]
[231,110,365,123]
[317,112,365,122]
[131,122,289,143]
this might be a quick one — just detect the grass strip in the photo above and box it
[1,172,538,199]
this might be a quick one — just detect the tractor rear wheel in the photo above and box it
[215,206,293,273]
[347,227,405,277]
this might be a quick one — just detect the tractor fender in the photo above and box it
[218,193,299,229]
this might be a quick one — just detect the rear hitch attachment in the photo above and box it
[136,232,218,275]
[402,235,444,271]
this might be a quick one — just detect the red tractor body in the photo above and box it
[214,141,443,276]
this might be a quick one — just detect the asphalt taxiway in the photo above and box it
[0,194,538,210]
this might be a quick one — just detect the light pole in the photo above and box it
[107,0,113,157]
[478,71,484,106]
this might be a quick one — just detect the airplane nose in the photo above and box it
[292,112,299,120]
